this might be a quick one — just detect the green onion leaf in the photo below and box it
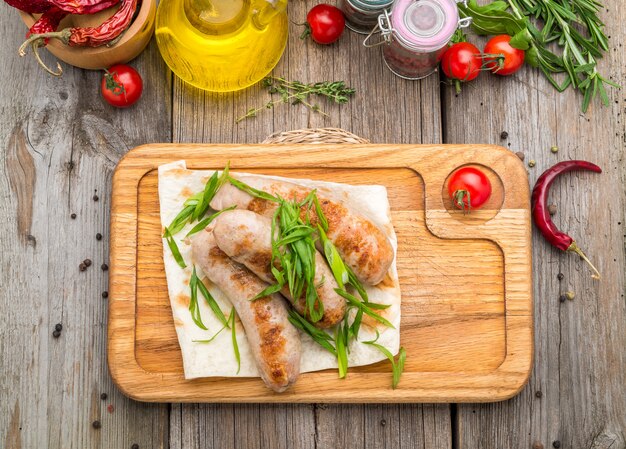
[312,193,328,231]
[335,321,349,379]
[193,322,228,343]
[318,225,348,289]
[336,289,394,329]
[189,267,208,330]
[288,309,336,356]
[228,177,279,202]
[229,308,241,374]
[186,205,237,238]
[196,274,229,327]
[164,227,186,268]
[250,283,283,301]
[166,205,195,236]
[362,330,406,389]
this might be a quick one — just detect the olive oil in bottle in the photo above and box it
[155,0,288,92]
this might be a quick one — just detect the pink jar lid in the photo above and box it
[390,0,459,52]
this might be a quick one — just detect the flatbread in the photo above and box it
[158,160,401,379]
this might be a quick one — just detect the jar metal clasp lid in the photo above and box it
[362,9,393,48]
[454,0,473,28]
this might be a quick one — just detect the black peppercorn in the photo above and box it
[93,194,99,202]
[92,420,101,429]
[557,273,564,281]
[84,259,92,267]
[70,213,77,219]
[101,263,109,271]
[79,263,87,272]
[102,291,109,298]
[100,393,108,400]
[96,233,102,241]
[131,444,139,449]
[500,131,509,140]
[535,390,543,398]
[552,441,561,448]
[559,295,567,303]
[55,323,62,332]
[52,330,61,338]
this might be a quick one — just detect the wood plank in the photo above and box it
[169,0,450,446]
[443,1,626,447]
[0,4,171,448]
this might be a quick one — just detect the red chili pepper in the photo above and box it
[4,0,54,14]
[531,160,602,279]
[49,0,120,15]
[28,9,68,44]
[18,0,136,75]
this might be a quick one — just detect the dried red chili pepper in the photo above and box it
[4,0,54,14]
[24,8,68,75]
[531,160,602,279]
[49,0,120,15]
[18,0,137,74]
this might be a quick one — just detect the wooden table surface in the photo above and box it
[1,1,624,448]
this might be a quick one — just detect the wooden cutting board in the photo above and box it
[108,144,533,403]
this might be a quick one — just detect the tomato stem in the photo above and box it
[453,189,471,213]
[299,24,312,40]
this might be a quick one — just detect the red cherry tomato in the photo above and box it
[440,42,483,83]
[303,4,345,45]
[101,64,143,108]
[448,167,492,212]
[484,35,525,76]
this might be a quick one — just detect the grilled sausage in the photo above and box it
[211,176,394,285]
[191,228,301,393]
[212,209,346,328]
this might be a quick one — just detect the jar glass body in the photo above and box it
[382,37,447,79]
[340,0,393,34]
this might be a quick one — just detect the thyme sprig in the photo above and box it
[236,76,356,123]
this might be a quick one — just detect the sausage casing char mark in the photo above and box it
[191,229,301,393]
[212,209,347,328]
[211,176,394,286]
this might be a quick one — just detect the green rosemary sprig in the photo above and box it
[236,76,356,123]
[458,0,619,112]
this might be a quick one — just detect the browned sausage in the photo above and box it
[211,176,394,285]
[191,228,301,393]
[212,209,346,328]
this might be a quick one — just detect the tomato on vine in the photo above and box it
[484,35,525,76]
[440,42,483,93]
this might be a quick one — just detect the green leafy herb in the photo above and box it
[318,225,349,289]
[236,76,356,123]
[228,177,280,202]
[229,308,241,374]
[195,272,229,327]
[335,289,394,329]
[363,331,407,389]
[335,321,349,379]
[186,205,237,238]
[250,283,284,301]
[189,266,208,330]
[288,309,337,356]
[164,227,186,268]
[458,0,619,112]
[193,322,228,343]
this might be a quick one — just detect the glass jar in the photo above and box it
[340,0,394,34]
[365,0,470,80]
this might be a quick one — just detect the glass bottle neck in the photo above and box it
[183,0,249,35]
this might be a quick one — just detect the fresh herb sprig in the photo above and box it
[163,164,231,268]
[190,266,230,329]
[236,76,356,123]
[363,331,407,389]
[458,0,618,112]
[229,308,241,374]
